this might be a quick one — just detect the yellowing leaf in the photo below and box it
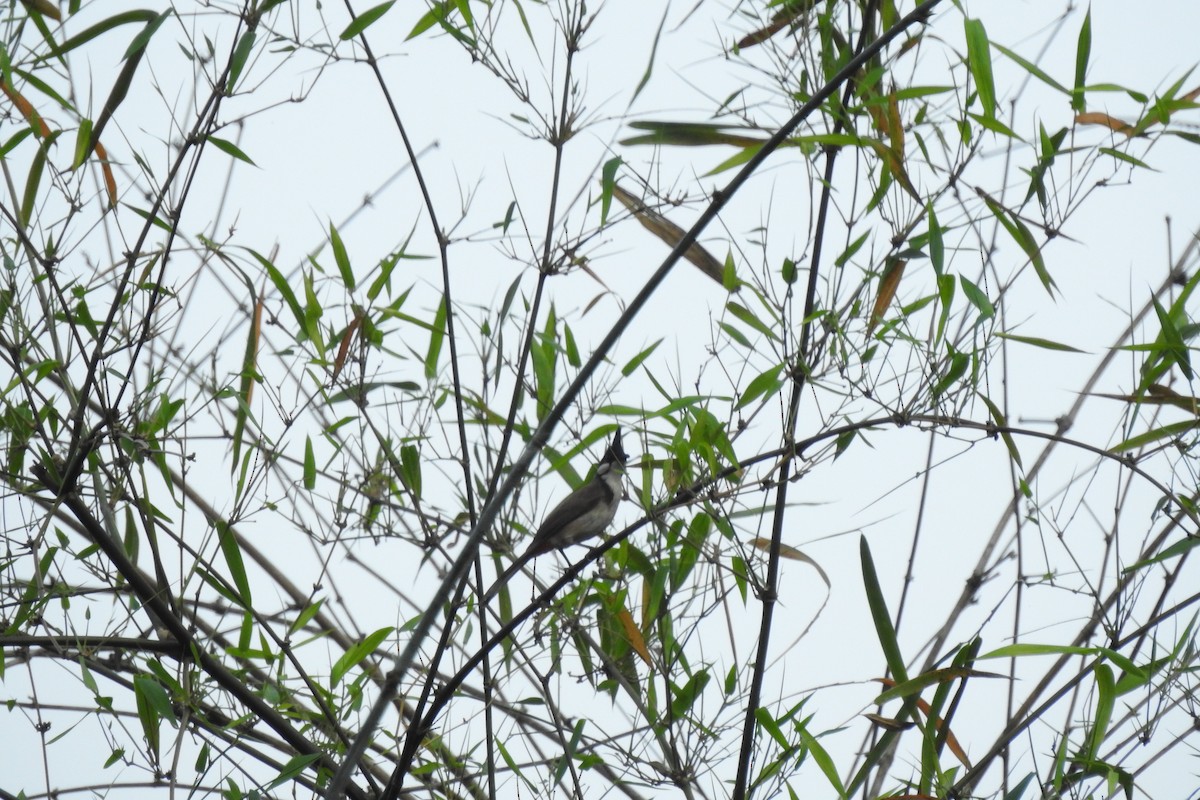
[19,0,61,22]
[332,310,363,383]
[735,0,818,49]
[868,258,906,334]
[1075,111,1135,136]
[617,606,652,667]
[749,537,830,587]
[863,713,916,731]
[611,183,729,288]
[877,676,974,769]
[93,140,118,208]
[1,81,51,137]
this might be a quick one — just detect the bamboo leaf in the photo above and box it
[329,222,355,291]
[216,520,252,606]
[611,183,728,288]
[736,364,784,409]
[860,536,907,682]
[1071,8,1091,113]
[424,298,446,380]
[341,1,395,40]
[20,131,59,227]
[622,339,662,377]
[1086,663,1114,759]
[979,394,1022,468]
[331,627,393,685]
[617,606,652,666]
[963,18,996,121]
[227,28,255,94]
[996,332,1085,353]
[331,310,362,382]
[207,135,257,166]
[868,258,906,334]
[251,249,305,337]
[982,196,1054,295]
[1111,419,1200,453]
[42,9,159,60]
[875,667,1005,704]
[959,275,994,320]
[400,443,422,499]
[748,537,830,587]
[599,157,621,225]
[303,436,316,490]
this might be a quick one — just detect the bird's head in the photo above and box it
[599,428,628,474]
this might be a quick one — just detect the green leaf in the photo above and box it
[959,275,994,320]
[124,202,173,231]
[563,322,581,367]
[123,9,171,60]
[400,443,422,499]
[331,627,393,686]
[720,321,752,349]
[1086,663,1114,759]
[290,598,323,634]
[1071,8,1091,113]
[737,363,784,409]
[43,9,160,61]
[207,135,256,165]
[227,28,255,94]
[329,222,355,291]
[72,118,93,169]
[302,270,325,358]
[969,111,1023,140]
[992,41,1069,96]
[492,200,516,233]
[726,301,779,342]
[632,5,668,102]
[600,157,621,225]
[303,436,316,490]
[134,675,172,762]
[495,737,536,790]
[996,332,1085,353]
[979,394,1021,468]
[963,18,996,121]
[1098,147,1152,170]
[251,249,305,337]
[722,250,739,292]
[935,273,955,346]
[860,536,907,682]
[622,339,662,377]
[798,725,847,797]
[981,643,1096,660]
[424,298,446,380]
[930,348,969,398]
[670,669,710,719]
[1111,419,1200,453]
[21,132,58,227]
[216,520,252,606]
[341,1,395,40]
[755,707,789,748]
[1152,298,1192,379]
[1123,533,1200,572]
[983,197,1054,295]
[928,204,944,276]
[406,0,473,44]
[874,666,1000,704]
[268,754,322,790]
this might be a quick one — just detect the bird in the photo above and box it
[483,429,628,602]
